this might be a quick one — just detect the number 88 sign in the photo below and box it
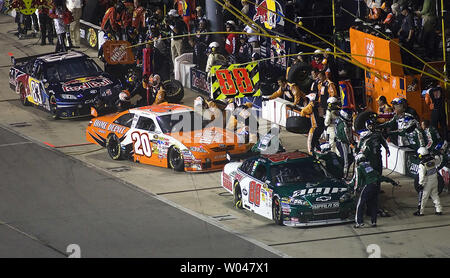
[210,63,261,100]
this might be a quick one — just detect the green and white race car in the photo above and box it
[221,152,356,227]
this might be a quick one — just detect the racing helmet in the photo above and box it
[306,93,316,102]
[225,20,236,28]
[391,97,406,106]
[435,140,448,153]
[126,70,136,85]
[340,108,353,122]
[417,147,429,159]
[149,74,161,86]
[119,91,130,102]
[319,142,331,153]
[365,118,377,131]
[209,41,220,52]
[327,97,340,110]
[355,153,367,165]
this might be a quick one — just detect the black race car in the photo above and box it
[9,51,122,119]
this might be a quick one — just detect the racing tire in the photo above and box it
[286,116,311,134]
[354,111,377,132]
[163,79,184,103]
[234,182,243,209]
[18,83,31,106]
[48,95,59,120]
[414,174,445,195]
[272,197,284,226]
[168,146,184,172]
[106,134,123,160]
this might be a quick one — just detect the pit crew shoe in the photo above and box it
[370,223,377,228]
[354,223,365,228]
[435,212,443,216]
[413,211,424,216]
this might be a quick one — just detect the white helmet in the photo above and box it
[168,9,178,17]
[226,20,236,26]
[355,153,366,165]
[340,109,353,122]
[417,147,429,157]
[314,49,322,54]
[319,142,331,152]
[209,41,219,48]
[119,92,130,102]
[306,93,316,102]
[327,97,339,104]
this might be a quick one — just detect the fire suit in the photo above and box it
[324,108,339,155]
[350,161,397,225]
[417,156,442,215]
[300,101,324,155]
[335,117,356,175]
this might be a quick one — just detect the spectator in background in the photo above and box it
[398,5,415,69]
[425,81,448,140]
[193,19,211,70]
[323,48,338,85]
[193,6,207,31]
[236,34,253,63]
[415,0,438,59]
[243,24,259,48]
[377,95,394,123]
[174,0,196,33]
[167,9,187,66]
[66,0,83,48]
[38,3,54,45]
[311,50,325,72]
[50,0,70,52]
[224,20,238,58]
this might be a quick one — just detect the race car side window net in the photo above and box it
[136,116,156,132]
[114,113,135,128]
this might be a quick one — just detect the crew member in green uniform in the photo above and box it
[335,108,356,177]
[349,154,399,228]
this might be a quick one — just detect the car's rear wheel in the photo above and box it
[106,134,123,160]
[48,95,59,119]
[168,146,184,171]
[18,84,30,106]
[272,197,284,226]
[234,182,243,209]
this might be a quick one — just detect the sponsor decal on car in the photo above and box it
[62,77,113,92]
[316,196,332,202]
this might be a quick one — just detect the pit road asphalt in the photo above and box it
[0,125,279,257]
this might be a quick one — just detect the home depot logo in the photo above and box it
[365,38,375,66]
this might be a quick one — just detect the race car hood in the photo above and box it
[52,75,120,98]
[274,179,350,202]
[168,126,242,151]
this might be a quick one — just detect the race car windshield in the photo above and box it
[157,111,211,134]
[270,161,327,185]
[46,59,102,82]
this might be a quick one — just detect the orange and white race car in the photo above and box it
[86,103,252,172]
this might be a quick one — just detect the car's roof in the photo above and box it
[39,51,87,63]
[129,104,193,117]
[259,152,311,165]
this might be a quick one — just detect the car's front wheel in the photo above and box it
[106,134,123,160]
[234,182,243,209]
[48,95,59,119]
[168,146,184,172]
[272,197,284,226]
